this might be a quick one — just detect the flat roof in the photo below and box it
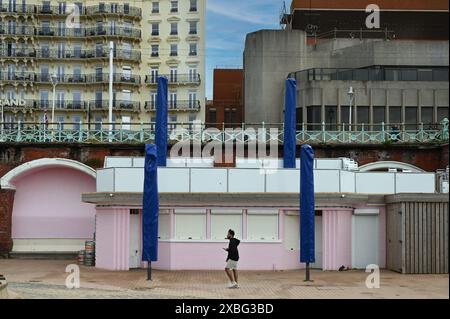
[291,0,449,11]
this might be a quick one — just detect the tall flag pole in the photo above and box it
[142,144,159,281]
[283,77,297,168]
[156,76,168,167]
[300,144,315,281]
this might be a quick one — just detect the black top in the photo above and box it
[226,238,240,261]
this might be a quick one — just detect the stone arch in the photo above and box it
[1,158,96,190]
[359,161,425,173]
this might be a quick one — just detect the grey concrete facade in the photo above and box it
[244,30,449,125]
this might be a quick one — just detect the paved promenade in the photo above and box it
[0,260,448,299]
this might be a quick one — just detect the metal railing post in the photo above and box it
[17,120,22,142]
[79,121,83,142]
[140,122,144,143]
[322,122,326,142]
[381,122,385,142]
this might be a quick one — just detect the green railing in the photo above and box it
[0,119,448,144]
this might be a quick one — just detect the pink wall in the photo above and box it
[11,167,96,239]
[95,208,130,271]
[322,209,353,271]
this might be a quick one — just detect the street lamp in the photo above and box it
[347,86,355,131]
[51,73,58,130]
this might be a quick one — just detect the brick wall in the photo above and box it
[0,189,15,254]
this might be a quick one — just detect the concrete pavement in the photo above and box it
[0,259,448,299]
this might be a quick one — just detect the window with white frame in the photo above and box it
[189,21,197,34]
[150,67,159,83]
[170,0,178,13]
[247,210,279,241]
[189,66,198,82]
[190,0,197,12]
[158,210,170,240]
[170,67,178,82]
[170,22,178,35]
[174,209,206,240]
[151,22,159,36]
[150,90,157,109]
[151,44,159,57]
[170,43,178,56]
[211,210,242,240]
[189,91,197,108]
[189,43,197,56]
[151,1,159,13]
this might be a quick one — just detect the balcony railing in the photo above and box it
[145,74,201,85]
[90,100,141,111]
[85,4,141,17]
[27,100,88,110]
[0,49,36,58]
[91,73,141,85]
[145,100,201,111]
[86,27,141,38]
[0,72,34,82]
[34,49,140,61]
[0,120,448,144]
[0,25,34,35]
[33,27,141,39]
[0,4,34,14]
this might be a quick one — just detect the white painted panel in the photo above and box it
[211,214,242,240]
[266,169,300,193]
[247,214,278,241]
[129,212,141,269]
[395,173,435,193]
[340,171,356,193]
[229,169,265,193]
[355,173,395,194]
[104,157,133,168]
[12,239,89,252]
[186,157,214,168]
[114,168,143,192]
[316,159,342,170]
[262,159,283,169]
[96,169,114,192]
[174,214,206,240]
[158,168,190,193]
[190,169,227,193]
[312,216,323,269]
[313,170,340,193]
[132,157,145,167]
[284,214,299,250]
[167,158,187,168]
[354,209,379,216]
[158,213,170,240]
[235,158,261,168]
[352,215,379,269]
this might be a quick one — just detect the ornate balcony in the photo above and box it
[85,27,141,39]
[28,100,88,110]
[0,72,34,82]
[145,74,201,86]
[0,25,34,36]
[90,73,141,86]
[0,4,34,14]
[85,4,142,18]
[90,100,141,112]
[34,49,140,62]
[0,49,36,58]
[145,100,201,112]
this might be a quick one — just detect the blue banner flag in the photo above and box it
[142,144,159,262]
[300,144,315,263]
[283,78,297,169]
[156,76,168,167]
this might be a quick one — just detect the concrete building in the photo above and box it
[244,1,449,126]
[0,0,206,128]
[206,68,244,128]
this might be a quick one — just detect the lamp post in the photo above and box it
[51,73,58,130]
[347,86,355,131]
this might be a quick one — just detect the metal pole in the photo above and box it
[305,263,310,281]
[147,261,152,281]
[108,41,114,141]
[52,80,56,130]
[349,95,352,132]
[1,103,3,137]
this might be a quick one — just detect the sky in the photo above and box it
[205,0,286,99]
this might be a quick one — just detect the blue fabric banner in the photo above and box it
[156,76,168,167]
[300,144,315,263]
[142,144,159,262]
[283,78,297,168]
